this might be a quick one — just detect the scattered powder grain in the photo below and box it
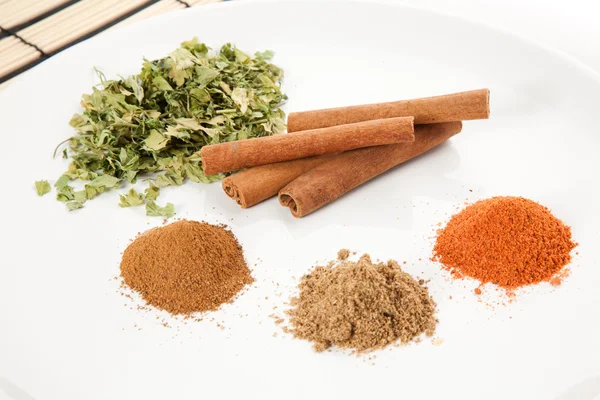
[337,248,350,260]
[286,253,437,353]
[120,220,253,315]
[433,196,576,290]
[549,268,571,286]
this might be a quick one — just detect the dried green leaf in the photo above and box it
[184,163,221,183]
[55,175,71,190]
[88,175,120,189]
[56,185,75,202]
[85,185,102,200]
[155,168,184,188]
[164,125,191,139]
[231,87,249,113]
[168,48,201,86]
[194,66,219,88]
[73,190,87,204]
[48,39,286,213]
[66,201,84,211]
[143,130,169,151]
[234,48,249,63]
[190,87,211,105]
[146,200,174,217]
[126,76,144,104]
[35,180,51,196]
[175,118,202,131]
[119,188,144,207]
[144,183,160,201]
[255,50,274,60]
[152,75,173,91]
[125,170,138,184]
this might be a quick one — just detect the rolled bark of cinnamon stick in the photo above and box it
[279,121,463,218]
[287,89,488,132]
[201,116,415,175]
[222,154,335,208]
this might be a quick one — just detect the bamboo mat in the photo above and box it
[0,0,223,85]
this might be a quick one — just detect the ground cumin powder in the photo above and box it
[120,220,253,315]
[286,254,437,352]
[433,196,576,289]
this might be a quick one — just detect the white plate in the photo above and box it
[1,1,599,399]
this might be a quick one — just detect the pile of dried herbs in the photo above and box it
[38,38,286,215]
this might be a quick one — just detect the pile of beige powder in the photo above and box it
[286,252,437,352]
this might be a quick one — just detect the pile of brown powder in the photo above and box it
[286,254,437,352]
[120,220,253,315]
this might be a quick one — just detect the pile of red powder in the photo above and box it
[433,196,576,290]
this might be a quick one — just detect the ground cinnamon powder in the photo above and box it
[433,196,576,289]
[286,254,437,352]
[120,220,253,315]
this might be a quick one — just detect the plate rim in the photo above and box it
[3,0,600,94]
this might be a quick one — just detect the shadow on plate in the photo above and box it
[553,375,600,400]
[0,377,36,400]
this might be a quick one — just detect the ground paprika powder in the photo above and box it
[433,196,576,290]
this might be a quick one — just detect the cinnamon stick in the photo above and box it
[222,154,335,208]
[201,117,415,175]
[287,89,488,132]
[279,122,463,218]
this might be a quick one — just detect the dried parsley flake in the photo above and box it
[35,180,51,196]
[146,201,175,218]
[45,38,286,213]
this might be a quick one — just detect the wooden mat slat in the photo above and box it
[0,0,71,29]
[0,35,26,53]
[18,0,109,38]
[0,37,35,61]
[116,0,222,26]
[20,0,151,53]
[1,0,223,85]
[114,0,185,26]
[40,0,148,51]
[0,38,40,77]
[2,50,39,75]
[187,0,221,6]
[2,52,40,76]
[0,42,37,61]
